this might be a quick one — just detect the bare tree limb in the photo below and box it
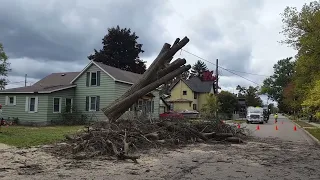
[107,65,191,121]
[102,37,189,116]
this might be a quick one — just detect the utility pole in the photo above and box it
[215,59,219,121]
[24,74,27,87]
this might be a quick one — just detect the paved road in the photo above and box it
[243,114,316,145]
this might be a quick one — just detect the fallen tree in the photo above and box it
[101,37,191,122]
[55,118,249,162]
[50,37,250,162]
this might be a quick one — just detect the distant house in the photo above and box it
[0,61,160,125]
[167,77,215,112]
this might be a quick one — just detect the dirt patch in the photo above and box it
[0,137,319,180]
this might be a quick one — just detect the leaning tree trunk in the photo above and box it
[102,37,191,122]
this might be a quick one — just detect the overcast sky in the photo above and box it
[0,0,311,105]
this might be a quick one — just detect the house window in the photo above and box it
[66,98,73,113]
[183,91,187,95]
[29,97,36,112]
[90,72,97,86]
[137,99,143,110]
[194,93,197,99]
[193,104,197,110]
[90,96,97,111]
[9,97,14,104]
[53,98,61,113]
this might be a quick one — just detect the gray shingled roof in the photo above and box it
[94,61,143,84]
[0,72,79,93]
[170,77,214,93]
[1,61,148,93]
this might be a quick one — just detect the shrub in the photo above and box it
[51,106,89,126]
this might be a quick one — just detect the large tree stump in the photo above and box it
[102,37,191,122]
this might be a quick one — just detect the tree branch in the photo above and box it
[107,65,191,121]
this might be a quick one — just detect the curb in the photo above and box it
[291,120,320,146]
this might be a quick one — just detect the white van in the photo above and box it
[246,106,264,124]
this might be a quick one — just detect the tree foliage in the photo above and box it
[280,1,320,111]
[217,91,238,118]
[0,43,10,90]
[236,85,263,107]
[190,60,208,78]
[201,93,220,118]
[282,82,300,113]
[301,80,320,118]
[260,57,295,102]
[88,25,146,74]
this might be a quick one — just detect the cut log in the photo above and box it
[102,37,190,117]
[107,65,191,122]
[215,133,234,138]
[225,137,244,143]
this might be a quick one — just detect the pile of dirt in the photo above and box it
[49,118,250,162]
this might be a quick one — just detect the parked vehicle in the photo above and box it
[179,110,199,118]
[160,111,184,119]
[246,106,264,124]
[263,106,270,123]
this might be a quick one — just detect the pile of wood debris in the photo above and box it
[51,118,249,162]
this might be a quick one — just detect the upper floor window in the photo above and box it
[194,93,197,99]
[86,71,100,87]
[91,72,97,86]
[183,91,187,95]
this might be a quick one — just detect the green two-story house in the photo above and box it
[0,61,160,125]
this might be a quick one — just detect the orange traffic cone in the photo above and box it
[294,125,297,131]
[256,125,260,130]
[275,125,278,130]
[237,124,241,129]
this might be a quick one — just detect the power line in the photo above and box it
[181,49,269,77]
[180,49,262,85]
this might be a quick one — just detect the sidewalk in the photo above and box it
[309,122,320,128]
[0,143,11,149]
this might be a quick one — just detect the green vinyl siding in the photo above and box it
[0,94,49,125]
[47,88,75,122]
[115,82,160,119]
[74,64,115,121]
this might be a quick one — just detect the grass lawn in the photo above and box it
[293,120,315,128]
[306,128,320,141]
[0,125,84,148]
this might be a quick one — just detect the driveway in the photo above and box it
[243,114,316,145]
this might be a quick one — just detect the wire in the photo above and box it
[180,49,262,85]
[181,49,269,77]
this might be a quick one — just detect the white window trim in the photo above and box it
[5,96,16,106]
[90,71,98,86]
[53,97,62,113]
[89,96,97,111]
[25,96,38,113]
[65,98,73,113]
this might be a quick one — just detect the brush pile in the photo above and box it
[54,118,250,162]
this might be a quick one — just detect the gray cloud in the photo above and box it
[182,0,264,76]
[0,0,169,62]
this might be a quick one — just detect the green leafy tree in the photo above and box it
[301,80,320,118]
[201,93,220,118]
[260,57,295,102]
[236,85,263,107]
[280,1,320,107]
[88,25,146,74]
[190,60,208,78]
[217,91,238,118]
[0,43,10,90]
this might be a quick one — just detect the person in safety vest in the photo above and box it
[274,113,278,123]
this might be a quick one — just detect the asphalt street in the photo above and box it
[243,114,316,145]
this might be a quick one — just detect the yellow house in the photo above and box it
[168,77,215,112]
